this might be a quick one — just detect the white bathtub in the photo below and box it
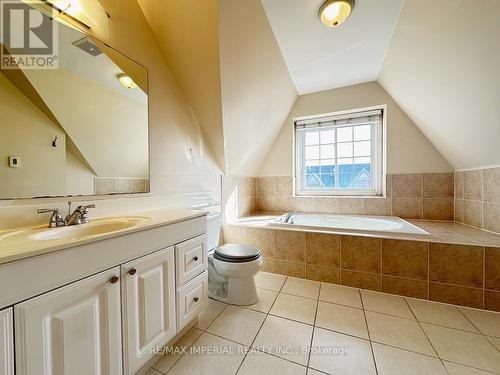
[269,213,430,237]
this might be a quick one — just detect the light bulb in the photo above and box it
[319,0,354,28]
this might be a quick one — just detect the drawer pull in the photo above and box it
[110,276,119,284]
[128,268,137,276]
[193,297,199,303]
[193,256,199,262]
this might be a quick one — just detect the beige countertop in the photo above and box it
[0,208,207,265]
[226,213,500,248]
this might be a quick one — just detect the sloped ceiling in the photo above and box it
[138,0,297,175]
[379,0,500,170]
[218,0,297,175]
[261,0,405,94]
[136,0,225,171]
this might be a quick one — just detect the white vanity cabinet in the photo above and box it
[14,268,123,375]
[0,211,208,375]
[121,247,176,375]
[0,308,14,375]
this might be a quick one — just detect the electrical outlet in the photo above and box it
[9,156,20,168]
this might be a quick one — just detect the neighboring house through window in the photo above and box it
[294,106,386,196]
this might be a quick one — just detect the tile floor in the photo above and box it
[146,272,500,375]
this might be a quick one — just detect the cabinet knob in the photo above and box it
[193,256,199,262]
[128,268,137,276]
[193,297,199,302]
[110,276,119,284]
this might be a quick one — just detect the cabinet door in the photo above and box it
[121,247,176,375]
[0,308,14,375]
[14,268,122,375]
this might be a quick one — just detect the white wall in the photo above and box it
[379,0,500,170]
[219,0,298,176]
[0,73,67,198]
[259,82,452,176]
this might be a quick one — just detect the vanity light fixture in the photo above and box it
[318,0,355,28]
[117,73,138,89]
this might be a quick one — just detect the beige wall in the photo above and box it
[259,82,452,176]
[0,0,221,225]
[65,151,95,196]
[219,0,298,176]
[0,72,67,198]
[379,0,500,170]
[137,0,225,171]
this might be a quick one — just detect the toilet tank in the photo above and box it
[206,212,222,251]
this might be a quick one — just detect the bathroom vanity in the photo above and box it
[0,209,208,375]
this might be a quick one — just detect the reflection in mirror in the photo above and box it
[0,6,149,199]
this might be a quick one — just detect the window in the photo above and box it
[294,107,385,196]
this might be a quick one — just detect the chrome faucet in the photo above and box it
[282,210,298,224]
[37,208,65,228]
[65,202,96,226]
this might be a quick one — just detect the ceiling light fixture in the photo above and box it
[117,74,138,89]
[318,0,354,28]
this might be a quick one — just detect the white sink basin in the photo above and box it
[0,217,150,242]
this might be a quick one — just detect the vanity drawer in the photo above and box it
[176,270,208,331]
[175,234,207,287]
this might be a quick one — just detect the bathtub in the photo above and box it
[269,213,430,237]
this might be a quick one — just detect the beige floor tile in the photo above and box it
[282,277,321,299]
[306,370,324,375]
[406,298,478,332]
[206,305,266,345]
[243,288,278,313]
[238,351,307,375]
[422,323,500,373]
[459,307,500,338]
[319,283,362,308]
[255,272,287,291]
[153,328,203,373]
[372,343,447,375]
[196,298,227,330]
[252,315,313,366]
[365,312,435,356]
[444,361,497,375]
[487,336,500,351]
[144,368,162,375]
[270,293,318,325]
[316,301,368,339]
[361,290,414,319]
[309,328,376,375]
[168,332,245,375]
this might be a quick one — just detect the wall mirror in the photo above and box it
[0,2,149,199]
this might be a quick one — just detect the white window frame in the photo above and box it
[293,105,387,197]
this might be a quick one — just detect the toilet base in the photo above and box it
[208,251,261,306]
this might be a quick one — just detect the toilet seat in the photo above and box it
[214,244,261,263]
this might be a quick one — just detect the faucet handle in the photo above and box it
[37,208,59,214]
[85,204,96,209]
[37,208,65,228]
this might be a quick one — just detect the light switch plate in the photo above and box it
[9,156,20,168]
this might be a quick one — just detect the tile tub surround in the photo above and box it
[148,274,500,375]
[222,175,258,221]
[455,167,500,235]
[253,174,454,221]
[222,223,500,311]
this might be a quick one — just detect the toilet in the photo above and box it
[206,213,262,305]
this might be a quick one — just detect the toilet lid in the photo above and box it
[214,244,261,262]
